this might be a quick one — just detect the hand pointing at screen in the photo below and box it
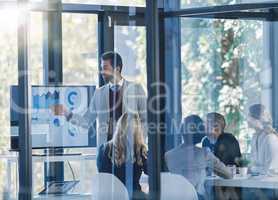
[50,104,72,120]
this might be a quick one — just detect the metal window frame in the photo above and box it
[268,18,278,130]
[42,0,64,187]
[17,0,32,199]
[146,0,165,199]
[163,0,182,152]
[164,2,278,21]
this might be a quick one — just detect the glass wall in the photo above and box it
[0,8,18,200]
[114,25,147,88]
[61,13,99,196]
[0,8,43,199]
[30,12,43,85]
[5,1,278,200]
[29,12,44,195]
[31,4,148,200]
[62,13,99,85]
[180,18,268,153]
[163,4,278,200]
[110,17,148,198]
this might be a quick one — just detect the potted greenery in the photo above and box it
[235,157,250,177]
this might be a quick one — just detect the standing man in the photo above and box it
[52,51,147,147]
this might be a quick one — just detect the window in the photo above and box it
[30,12,43,85]
[180,18,266,152]
[62,13,98,85]
[114,25,147,89]
[0,9,18,199]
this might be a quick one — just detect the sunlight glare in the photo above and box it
[0,9,18,31]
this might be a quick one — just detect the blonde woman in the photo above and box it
[97,112,148,200]
[248,104,278,173]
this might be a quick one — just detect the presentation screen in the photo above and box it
[10,85,96,150]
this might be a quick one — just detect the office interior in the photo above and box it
[1,0,278,200]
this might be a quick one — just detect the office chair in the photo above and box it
[91,173,129,200]
[161,172,198,200]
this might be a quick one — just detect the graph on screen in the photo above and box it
[33,90,60,109]
[31,87,89,147]
[10,86,96,149]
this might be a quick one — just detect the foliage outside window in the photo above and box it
[181,18,264,153]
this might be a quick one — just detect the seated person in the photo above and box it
[165,115,232,199]
[248,104,278,173]
[97,113,148,200]
[202,112,241,166]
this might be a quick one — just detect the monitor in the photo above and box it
[10,85,96,150]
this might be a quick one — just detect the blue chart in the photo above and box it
[65,88,82,111]
[53,118,61,127]
[33,90,60,109]
[30,86,89,147]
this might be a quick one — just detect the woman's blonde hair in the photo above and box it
[249,104,277,135]
[108,113,147,166]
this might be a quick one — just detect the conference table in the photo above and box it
[206,175,278,189]
[34,194,92,200]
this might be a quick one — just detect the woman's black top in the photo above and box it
[97,143,148,193]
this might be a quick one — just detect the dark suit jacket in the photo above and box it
[97,143,148,193]
[202,133,241,166]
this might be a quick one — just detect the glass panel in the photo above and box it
[0,8,18,199]
[181,18,265,153]
[62,13,98,85]
[114,25,147,89]
[164,16,274,199]
[180,0,276,8]
[63,0,145,7]
[29,12,44,197]
[30,13,99,199]
[3,8,42,200]
[92,21,148,199]
[30,12,43,85]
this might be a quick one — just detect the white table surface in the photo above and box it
[33,193,92,200]
[206,175,278,189]
[32,154,96,163]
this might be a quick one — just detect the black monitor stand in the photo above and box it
[39,181,80,196]
[34,148,82,195]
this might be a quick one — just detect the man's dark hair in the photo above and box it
[180,115,205,145]
[249,104,265,120]
[206,112,226,130]
[101,51,123,72]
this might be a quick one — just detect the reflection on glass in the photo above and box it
[29,12,44,195]
[181,18,265,153]
[62,13,98,85]
[160,16,275,200]
[30,12,43,85]
[0,9,18,199]
[114,26,147,90]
